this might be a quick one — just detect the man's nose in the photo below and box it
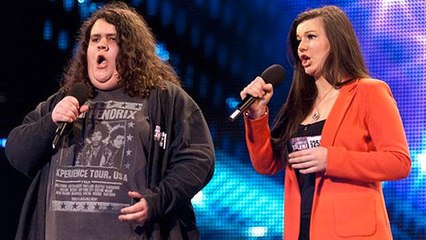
[97,40,109,51]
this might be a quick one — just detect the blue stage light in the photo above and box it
[63,0,74,12]
[0,138,6,149]
[155,43,170,61]
[57,30,68,50]
[43,20,53,41]
[225,97,239,110]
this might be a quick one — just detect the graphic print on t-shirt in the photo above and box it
[49,99,147,214]
[75,122,126,169]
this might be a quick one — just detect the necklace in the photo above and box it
[312,87,336,122]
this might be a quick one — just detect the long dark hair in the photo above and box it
[61,2,181,98]
[271,5,369,155]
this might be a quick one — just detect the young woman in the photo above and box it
[240,5,411,240]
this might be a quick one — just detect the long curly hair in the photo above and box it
[271,5,370,154]
[61,2,181,98]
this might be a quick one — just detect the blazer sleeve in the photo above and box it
[325,80,411,182]
[244,113,284,175]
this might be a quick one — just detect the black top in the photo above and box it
[288,120,325,240]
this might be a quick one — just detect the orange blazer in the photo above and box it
[244,78,411,240]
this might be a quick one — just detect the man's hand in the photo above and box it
[118,191,149,224]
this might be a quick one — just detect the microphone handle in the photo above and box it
[52,123,67,149]
[229,95,256,121]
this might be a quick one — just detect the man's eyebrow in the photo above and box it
[90,33,117,37]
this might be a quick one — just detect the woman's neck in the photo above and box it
[315,77,334,98]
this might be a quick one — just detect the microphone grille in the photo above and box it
[260,64,286,87]
[68,82,89,105]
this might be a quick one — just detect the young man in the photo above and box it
[6,3,215,239]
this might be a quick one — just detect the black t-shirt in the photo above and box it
[46,88,150,240]
[288,120,325,240]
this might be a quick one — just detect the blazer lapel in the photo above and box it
[321,79,359,146]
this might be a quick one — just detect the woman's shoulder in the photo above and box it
[357,78,390,88]
[344,78,390,93]
[354,78,393,98]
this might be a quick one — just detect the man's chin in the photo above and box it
[92,82,120,91]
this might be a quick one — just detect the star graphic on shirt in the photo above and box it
[128,122,135,128]
[94,204,101,210]
[72,203,78,209]
[134,104,141,110]
[60,202,66,209]
[121,103,127,108]
[109,101,116,107]
[83,203,89,210]
[106,204,113,211]
[124,162,131,169]
[127,134,134,141]
[126,150,132,156]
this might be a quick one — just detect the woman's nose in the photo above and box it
[298,39,307,52]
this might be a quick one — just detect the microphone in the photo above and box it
[52,82,89,149]
[229,64,286,121]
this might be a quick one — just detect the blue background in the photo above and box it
[0,0,424,239]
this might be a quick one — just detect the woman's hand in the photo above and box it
[288,147,328,174]
[239,76,274,119]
